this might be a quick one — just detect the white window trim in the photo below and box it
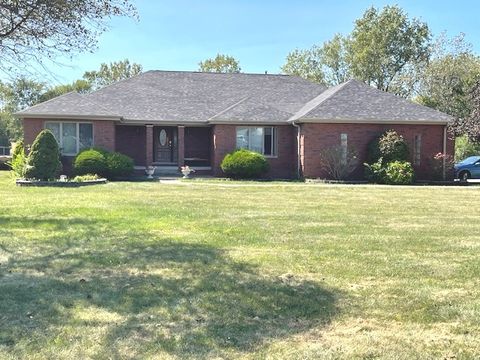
[45,121,94,156]
[236,126,278,158]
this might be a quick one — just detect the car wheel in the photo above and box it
[459,171,471,181]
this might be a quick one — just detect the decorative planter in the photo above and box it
[181,169,192,178]
[145,167,156,179]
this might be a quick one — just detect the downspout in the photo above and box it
[291,121,301,179]
[442,125,447,180]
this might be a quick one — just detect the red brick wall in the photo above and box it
[23,118,45,147]
[115,125,146,166]
[212,124,296,178]
[300,123,454,180]
[93,121,115,151]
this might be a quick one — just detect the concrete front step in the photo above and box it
[154,166,181,176]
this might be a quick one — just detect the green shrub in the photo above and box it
[72,174,101,182]
[73,149,108,177]
[73,149,134,179]
[384,161,414,185]
[106,152,134,178]
[367,130,409,163]
[221,149,269,178]
[364,158,387,183]
[24,130,61,180]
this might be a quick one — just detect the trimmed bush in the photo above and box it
[384,161,414,185]
[106,152,134,178]
[221,149,269,178]
[24,130,61,180]
[73,149,108,177]
[73,149,134,179]
[367,130,409,164]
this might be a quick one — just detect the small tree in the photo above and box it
[24,130,61,180]
[318,145,358,180]
[367,130,409,163]
[7,140,27,178]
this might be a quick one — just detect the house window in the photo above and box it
[340,133,348,165]
[413,134,421,165]
[236,127,277,156]
[45,122,93,155]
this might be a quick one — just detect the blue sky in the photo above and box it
[45,0,480,85]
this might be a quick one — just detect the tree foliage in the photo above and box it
[450,80,480,141]
[347,5,430,95]
[199,54,241,73]
[0,77,46,143]
[0,0,137,73]
[83,59,143,90]
[417,33,480,120]
[282,5,430,96]
[281,35,350,85]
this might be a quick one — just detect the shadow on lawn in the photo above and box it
[0,219,338,358]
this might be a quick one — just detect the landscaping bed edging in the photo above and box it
[16,178,108,187]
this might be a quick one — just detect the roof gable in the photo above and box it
[290,79,452,123]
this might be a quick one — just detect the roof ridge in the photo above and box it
[144,69,291,77]
[208,96,251,121]
[289,80,350,121]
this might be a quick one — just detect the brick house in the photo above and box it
[17,71,453,179]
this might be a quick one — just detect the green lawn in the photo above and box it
[0,172,479,359]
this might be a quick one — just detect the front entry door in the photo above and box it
[155,127,178,163]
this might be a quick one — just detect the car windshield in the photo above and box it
[458,156,480,165]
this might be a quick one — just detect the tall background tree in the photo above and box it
[199,54,241,73]
[0,0,137,74]
[282,5,431,97]
[83,59,143,90]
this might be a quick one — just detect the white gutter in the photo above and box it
[443,126,447,180]
[291,121,301,179]
[290,117,451,125]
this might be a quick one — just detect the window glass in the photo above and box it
[62,123,77,154]
[250,127,263,153]
[236,128,249,149]
[236,127,277,156]
[264,127,272,155]
[45,123,60,143]
[414,134,421,165]
[340,133,348,165]
[79,123,93,151]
